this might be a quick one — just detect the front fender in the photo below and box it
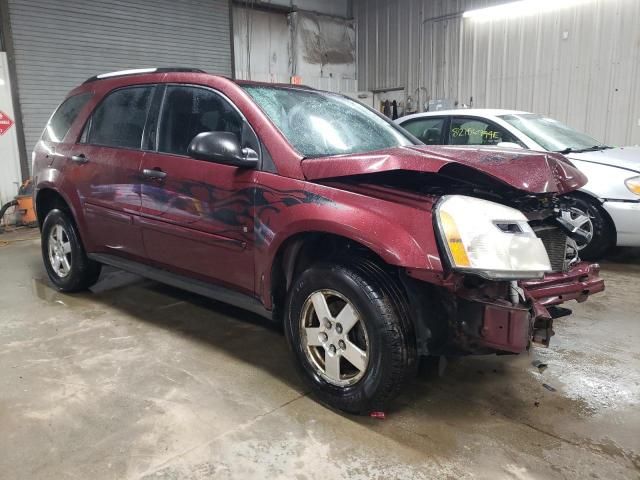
[571,159,639,201]
[253,175,444,308]
[265,215,436,271]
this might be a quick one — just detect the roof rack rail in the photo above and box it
[83,67,206,84]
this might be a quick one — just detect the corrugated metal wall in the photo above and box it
[233,6,357,93]
[354,0,640,146]
[7,0,232,158]
[233,7,291,83]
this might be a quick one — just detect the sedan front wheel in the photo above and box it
[564,195,615,260]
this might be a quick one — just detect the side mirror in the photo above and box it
[187,131,258,168]
[496,141,523,150]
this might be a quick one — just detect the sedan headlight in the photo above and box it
[625,176,640,196]
[435,195,551,280]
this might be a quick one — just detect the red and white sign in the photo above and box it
[0,111,14,136]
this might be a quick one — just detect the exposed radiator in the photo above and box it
[534,225,569,272]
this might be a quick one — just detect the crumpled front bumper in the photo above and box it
[454,262,604,354]
[520,261,605,307]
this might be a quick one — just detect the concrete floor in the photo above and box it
[1,228,639,480]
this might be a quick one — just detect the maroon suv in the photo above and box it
[32,68,604,414]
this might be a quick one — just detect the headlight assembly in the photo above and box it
[625,176,640,196]
[435,195,552,280]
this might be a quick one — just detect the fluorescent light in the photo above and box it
[463,0,589,21]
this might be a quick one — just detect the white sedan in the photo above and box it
[396,109,640,259]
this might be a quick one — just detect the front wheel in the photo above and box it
[41,209,101,292]
[284,260,416,414]
[563,195,615,260]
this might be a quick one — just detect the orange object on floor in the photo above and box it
[15,194,37,226]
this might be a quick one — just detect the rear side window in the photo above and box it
[42,92,92,143]
[85,86,154,149]
[401,117,445,145]
[157,86,243,156]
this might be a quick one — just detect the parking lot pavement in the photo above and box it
[1,230,639,479]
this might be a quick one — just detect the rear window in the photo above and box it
[84,86,154,149]
[42,92,92,143]
[401,117,445,145]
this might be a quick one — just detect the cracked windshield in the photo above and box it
[243,85,413,157]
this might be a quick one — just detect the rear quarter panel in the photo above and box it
[32,86,101,249]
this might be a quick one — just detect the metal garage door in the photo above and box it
[7,0,232,162]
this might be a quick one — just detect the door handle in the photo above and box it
[70,154,88,164]
[142,168,167,180]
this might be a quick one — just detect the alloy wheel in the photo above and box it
[300,289,369,387]
[48,224,72,277]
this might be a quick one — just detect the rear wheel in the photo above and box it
[284,260,416,414]
[41,209,101,292]
[564,195,615,260]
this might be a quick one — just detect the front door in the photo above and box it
[67,85,156,259]
[447,116,521,146]
[139,85,257,294]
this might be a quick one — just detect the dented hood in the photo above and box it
[301,145,587,194]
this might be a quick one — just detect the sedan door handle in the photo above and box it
[70,154,88,164]
[142,168,167,180]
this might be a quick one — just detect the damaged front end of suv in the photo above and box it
[34,75,606,414]
[301,145,604,357]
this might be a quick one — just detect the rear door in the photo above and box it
[67,85,155,258]
[138,84,258,293]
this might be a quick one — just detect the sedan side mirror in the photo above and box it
[187,131,258,168]
[496,141,523,150]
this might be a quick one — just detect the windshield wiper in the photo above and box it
[555,148,574,154]
[555,145,611,154]
[575,145,611,152]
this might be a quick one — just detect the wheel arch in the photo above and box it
[570,189,617,243]
[35,187,72,228]
[34,185,92,251]
[268,231,400,321]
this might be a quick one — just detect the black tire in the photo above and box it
[567,195,615,260]
[41,209,101,292]
[284,259,417,414]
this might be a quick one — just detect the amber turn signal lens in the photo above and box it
[439,210,471,267]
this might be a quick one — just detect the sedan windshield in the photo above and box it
[499,113,608,153]
[243,85,414,157]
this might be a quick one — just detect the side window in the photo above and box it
[157,86,243,156]
[85,86,154,149]
[449,117,517,146]
[42,93,92,143]
[401,117,445,145]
